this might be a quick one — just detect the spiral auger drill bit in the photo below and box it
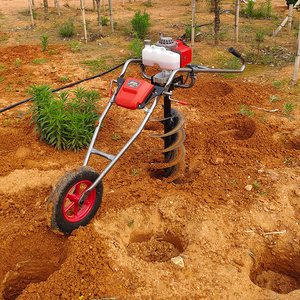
[150,95,186,182]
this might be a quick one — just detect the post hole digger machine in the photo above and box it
[47,34,246,234]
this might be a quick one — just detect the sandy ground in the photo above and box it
[0,0,300,299]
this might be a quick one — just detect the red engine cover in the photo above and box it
[115,78,154,110]
[173,40,192,68]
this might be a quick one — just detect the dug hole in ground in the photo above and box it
[0,0,300,299]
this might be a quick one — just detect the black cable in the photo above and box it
[0,62,125,114]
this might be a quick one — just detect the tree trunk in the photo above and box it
[43,0,48,14]
[31,0,35,10]
[96,0,103,34]
[214,0,220,46]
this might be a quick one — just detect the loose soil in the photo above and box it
[1,0,300,299]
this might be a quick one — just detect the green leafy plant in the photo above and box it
[131,10,150,39]
[184,24,200,41]
[28,84,100,151]
[49,49,58,55]
[257,190,267,194]
[32,58,49,65]
[253,180,260,190]
[129,38,144,58]
[240,0,274,19]
[126,217,134,228]
[112,133,121,140]
[40,35,49,52]
[14,59,22,68]
[0,35,8,41]
[19,10,37,19]
[59,76,69,83]
[131,169,139,176]
[225,57,241,69]
[69,42,80,53]
[270,95,279,103]
[284,157,292,163]
[0,76,4,82]
[58,19,74,37]
[238,104,254,117]
[283,102,294,116]
[272,80,285,89]
[101,16,109,26]
[143,0,153,7]
[80,58,113,73]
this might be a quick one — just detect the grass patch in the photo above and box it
[32,58,49,65]
[80,57,114,73]
[19,10,37,19]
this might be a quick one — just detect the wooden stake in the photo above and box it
[191,0,195,53]
[28,0,35,27]
[272,0,300,37]
[80,0,88,43]
[292,21,300,84]
[288,4,294,34]
[108,0,114,33]
[55,0,61,16]
[272,16,288,37]
[234,0,239,43]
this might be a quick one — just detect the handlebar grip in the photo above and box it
[229,47,241,58]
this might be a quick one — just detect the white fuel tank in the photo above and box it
[142,44,180,70]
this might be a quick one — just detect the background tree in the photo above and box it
[95,0,103,34]
[214,0,221,46]
[43,0,48,14]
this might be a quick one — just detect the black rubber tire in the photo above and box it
[47,166,103,234]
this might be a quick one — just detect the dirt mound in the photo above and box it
[1,1,300,299]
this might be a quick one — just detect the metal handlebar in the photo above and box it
[118,47,246,93]
[164,47,246,91]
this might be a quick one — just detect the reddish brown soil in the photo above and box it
[1,0,300,299]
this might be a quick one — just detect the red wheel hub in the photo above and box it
[62,180,96,222]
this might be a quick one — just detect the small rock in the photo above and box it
[245,185,252,191]
[171,256,184,268]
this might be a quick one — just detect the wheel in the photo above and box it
[47,166,103,234]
